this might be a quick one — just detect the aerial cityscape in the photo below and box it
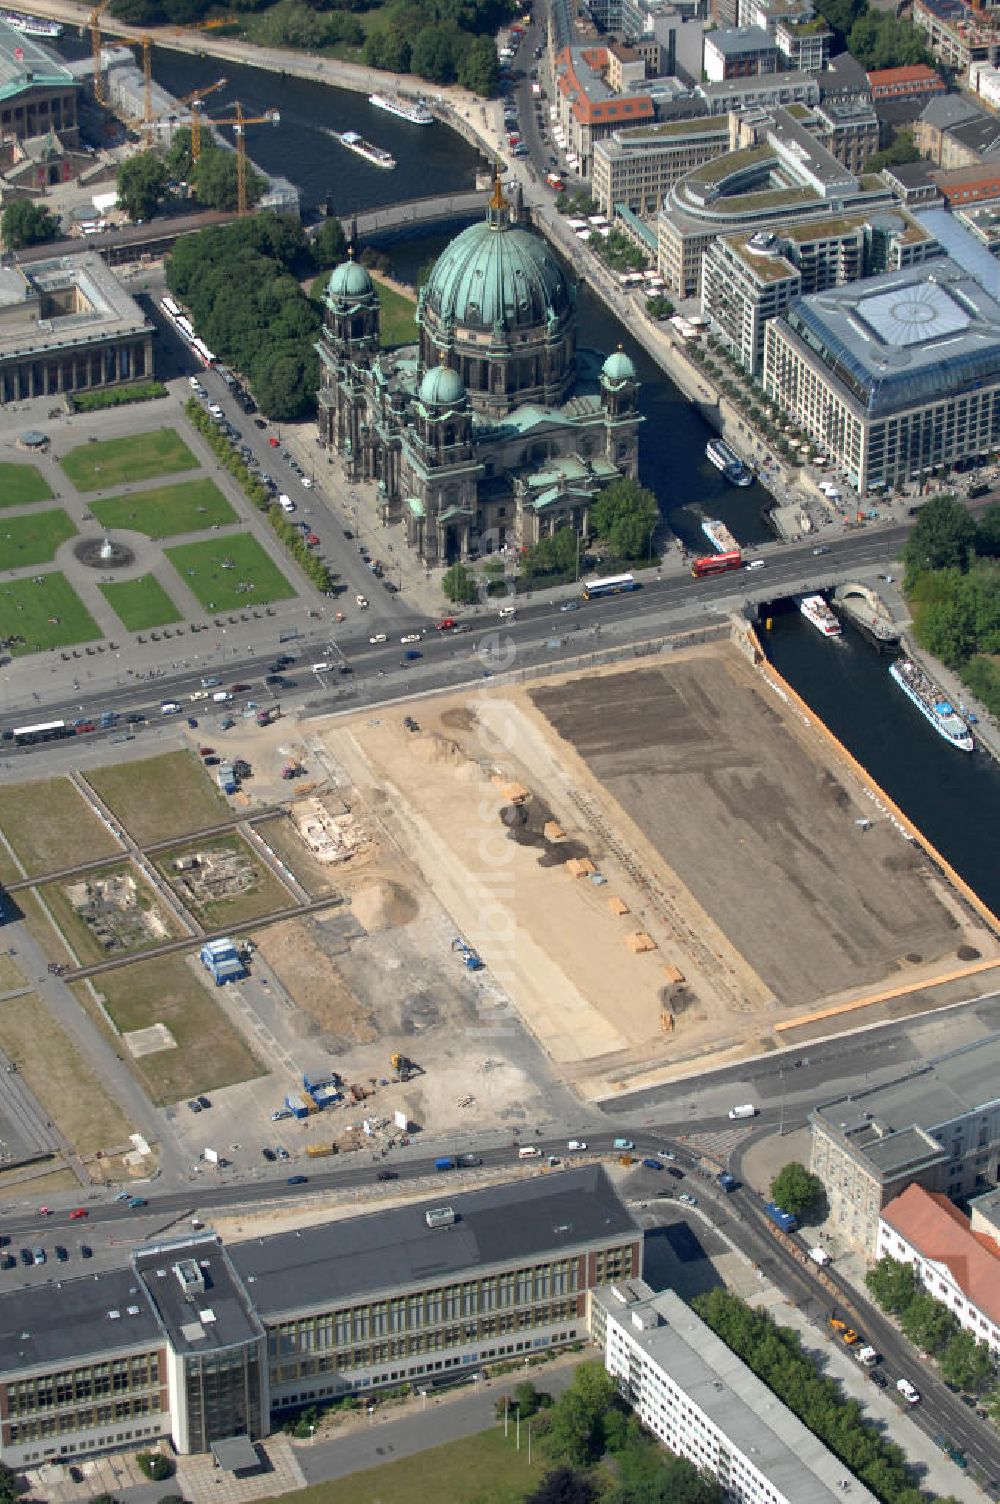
[0,0,998,1502]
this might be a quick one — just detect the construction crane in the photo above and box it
[142,33,153,146]
[89,0,111,105]
[208,100,279,214]
[143,76,227,159]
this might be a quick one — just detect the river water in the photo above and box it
[57,36,1000,912]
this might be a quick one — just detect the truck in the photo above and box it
[435,1156,455,1172]
[613,1137,635,1151]
[256,708,273,726]
[305,1143,337,1158]
[217,761,237,794]
[855,1345,880,1367]
[763,1201,798,1234]
[545,172,565,191]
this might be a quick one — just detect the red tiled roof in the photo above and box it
[867,64,942,85]
[553,46,654,125]
[882,1184,1000,1328]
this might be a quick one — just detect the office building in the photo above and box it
[0,1167,640,1467]
[812,99,879,173]
[0,18,79,150]
[554,44,655,174]
[695,69,819,115]
[593,1283,879,1504]
[877,1185,1000,1356]
[956,200,1000,255]
[591,115,732,215]
[0,253,153,406]
[866,63,945,101]
[808,1033,1000,1249]
[970,61,1000,113]
[703,26,778,83]
[774,15,831,71]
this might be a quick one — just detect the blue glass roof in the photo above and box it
[784,257,1000,416]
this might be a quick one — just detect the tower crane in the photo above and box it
[89,0,111,105]
[207,101,280,215]
[142,33,153,146]
[143,76,227,159]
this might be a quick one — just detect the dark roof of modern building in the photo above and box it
[134,1238,263,1354]
[0,1267,162,1377]
[705,24,776,54]
[886,160,940,186]
[948,117,1000,158]
[230,1166,638,1318]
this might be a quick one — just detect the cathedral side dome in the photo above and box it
[419,362,466,408]
[602,349,637,385]
[328,256,374,300]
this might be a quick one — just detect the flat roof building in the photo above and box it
[808,1032,1000,1249]
[0,252,152,407]
[0,1167,640,1467]
[592,115,732,215]
[695,69,819,115]
[703,26,778,82]
[593,1282,879,1504]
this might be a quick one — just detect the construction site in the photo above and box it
[64,866,173,954]
[313,637,1000,1101]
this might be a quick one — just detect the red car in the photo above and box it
[306,532,320,547]
[230,683,251,693]
[268,435,280,447]
[436,617,457,631]
[198,746,215,757]
[69,1208,88,1220]
[74,722,95,734]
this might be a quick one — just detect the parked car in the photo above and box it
[80,1244,93,1259]
[287,1175,308,1185]
[55,1245,68,1262]
[678,1193,698,1206]
[187,1099,202,1113]
[897,1379,921,1405]
[197,1095,212,1109]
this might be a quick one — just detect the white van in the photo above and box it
[728,1104,757,1120]
[212,690,232,703]
[498,605,517,620]
[518,1145,540,1159]
[808,1246,831,1266]
[745,559,765,570]
[312,662,332,675]
[279,494,295,513]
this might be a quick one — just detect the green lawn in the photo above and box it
[374,276,418,349]
[165,532,295,611]
[90,478,237,539]
[59,428,199,491]
[270,1428,540,1504]
[0,462,54,508]
[0,508,76,570]
[0,572,100,654]
[100,574,182,631]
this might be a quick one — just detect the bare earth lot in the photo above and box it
[324,642,997,1097]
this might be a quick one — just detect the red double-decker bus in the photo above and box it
[692,550,742,578]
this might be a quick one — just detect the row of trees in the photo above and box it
[500,1366,723,1504]
[167,212,323,421]
[117,129,267,223]
[865,1258,997,1398]
[1,200,59,251]
[901,493,1000,717]
[692,1287,960,1504]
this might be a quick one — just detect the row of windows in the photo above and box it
[7,1396,162,1444]
[7,1357,161,1417]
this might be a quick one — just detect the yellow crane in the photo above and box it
[89,0,111,105]
[142,76,227,159]
[207,100,279,214]
[142,33,153,145]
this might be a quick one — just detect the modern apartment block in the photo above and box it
[593,1282,879,1504]
[877,1185,1000,1356]
[591,115,732,214]
[0,253,153,406]
[913,0,1000,72]
[703,26,778,82]
[695,70,819,115]
[0,1168,640,1467]
[807,1033,1000,1250]
[736,0,831,68]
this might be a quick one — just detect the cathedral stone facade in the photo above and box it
[316,180,642,564]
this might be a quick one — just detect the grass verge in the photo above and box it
[87,750,232,845]
[36,862,182,967]
[0,778,121,877]
[270,1428,539,1504]
[155,833,294,927]
[0,572,100,655]
[90,478,237,539]
[100,573,183,631]
[166,531,295,611]
[60,428,198,491]
[0,992,133,1156]
[0,462,54,508]
[0,508,76,570]
[77,953,265,1104]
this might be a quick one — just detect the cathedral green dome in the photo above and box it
[602,349,637,384]
[329,256,373,299]
[423,216,571,333]
[419,362,466,408]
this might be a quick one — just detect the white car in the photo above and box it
[356,595,369,609]
[896,1378,921,1405]
[678,1192,698,1206]
[189,690,208,702]
[369,633,387,645]
[400,634,421,644]
[567,1139,587,1151]
[301,477,314,489]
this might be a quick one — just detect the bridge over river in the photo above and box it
[346,188,490,238]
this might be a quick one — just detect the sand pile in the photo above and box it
[351,879,418,932]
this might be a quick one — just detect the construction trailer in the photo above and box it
[199,938,246,985]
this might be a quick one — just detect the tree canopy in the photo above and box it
[590,477,659,562]
[769,1161,825,1220]
[116,152,168,221]
[441,562,477,603]
[903,493,979,579]
[1,199,59,250]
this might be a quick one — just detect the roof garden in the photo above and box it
[692,144,773,185]
[620,115,728,139]
[726,235,799,281]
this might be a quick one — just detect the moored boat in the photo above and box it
[889,658,974,751]
[368,92,434,125]
[798,593,842,638]
[706,437,753,487]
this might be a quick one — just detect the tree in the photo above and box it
[164,125,194,182]
[868,128,920,173]
[136,1455,172,1482]
[363,23,412,72]
[590,477,658,561]
[116,152,167,221]
[769,1161,825,1220]
[410,21,462,83]
[0,1463,20,1504]
[459,34,499,95]
[193,145,266,212]
[865,1255,920,1315]
[544,1390,599,1468]
[900,1292,958,1355]
[604,1459,724,1504]
[940,1330,995,1393]
[1,199,59,250]
[313,215,347,269]
[524,1467,597,1504]
[976,502,1000,559]
[522,526,579,580]
[902,492,978,580]
[514,1380,546,1417]
[441,563,477,603]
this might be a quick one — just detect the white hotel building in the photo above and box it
[591,1283,879,1504]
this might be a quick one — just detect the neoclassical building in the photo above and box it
[315,179,642,564]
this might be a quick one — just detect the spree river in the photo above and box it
[57,35,1000,913]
